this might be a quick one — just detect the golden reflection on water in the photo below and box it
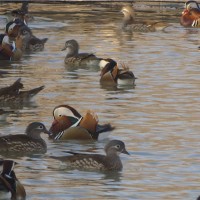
[0,2,200,200]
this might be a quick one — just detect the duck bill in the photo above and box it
[61,46,66,51]
[122,149,130,155]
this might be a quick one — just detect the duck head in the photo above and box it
[49,105,83,136]
[121,5,135,26]
[5,21,22,38]
[25,122,50,139]
[61,39,79,57]
[104,140,129,156]
[100,59,119,82]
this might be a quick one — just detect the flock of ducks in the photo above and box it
[0,1,200,199]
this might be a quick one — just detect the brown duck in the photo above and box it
[50,140,129,171]
[0,122,50,155]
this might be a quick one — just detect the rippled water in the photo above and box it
[0,2,200,200]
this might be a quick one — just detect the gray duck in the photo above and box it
[0,122,50,155]
[50,140,129,171]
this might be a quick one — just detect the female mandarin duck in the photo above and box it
[100,59,136,86]
[50,140,129,171]
[0,160,26,200]
[61,39,116,69]
[121,5,170,32]
[49,105,114,140]
[180,1,200,27]
[0,78,44,103]
[0,122,50,155]
[18,26,48,52]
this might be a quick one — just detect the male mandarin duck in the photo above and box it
[121,5,170,32]
[0,34,23,61]
[100,59,136,86]
[0,160,26,200]
[0,78,44,103]
[50,140,129,171]
[0,122,50,155]
[61,39,116,69]
[180,1,200,27]
[49,105,114,140]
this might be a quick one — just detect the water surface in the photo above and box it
[0,3,199,200]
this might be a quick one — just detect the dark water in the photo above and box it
[0,3,199,200]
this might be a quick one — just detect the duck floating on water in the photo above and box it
[180,0,200,27]
[50,140,129,171]
[121,5,170,32]
[49,104,114,140]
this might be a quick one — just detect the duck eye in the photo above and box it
[59,114,62,117]
[38,125,43,129]
[116,145,120,149]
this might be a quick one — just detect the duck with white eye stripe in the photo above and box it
[49,104,114,140]
[0,122,50,155]
[100,59,137,86]
[50,140,129,171]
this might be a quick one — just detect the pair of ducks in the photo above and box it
[0,139,128,199]
[62,39,136,86]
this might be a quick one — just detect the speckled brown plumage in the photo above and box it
[0,122,49,155]
[50,140,129,171]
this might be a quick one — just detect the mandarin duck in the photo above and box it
[18,25,48,52]
[0,78,44,103]
[50,140,129,171]
[0,160,26,200]
[0,122,50,155]
[61,39,116,69]
[49,105,114,140]
[180,1,200,27]
[100,59,136,86]
[121,5,170,32]
[0,34,23,61]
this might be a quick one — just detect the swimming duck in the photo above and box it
[0,78,44,103]
[18,25,48,52]
[61,39,114,69]
[180,1,200,27]
[50,140,129,171]
[100,59,136,86]
[121,5,170,32]
[0,122,49,155]
[49,105,114,140]
[0,159,26,200]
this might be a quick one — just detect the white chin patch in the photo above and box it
[8,23,15,33]
[99,60,109,70]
